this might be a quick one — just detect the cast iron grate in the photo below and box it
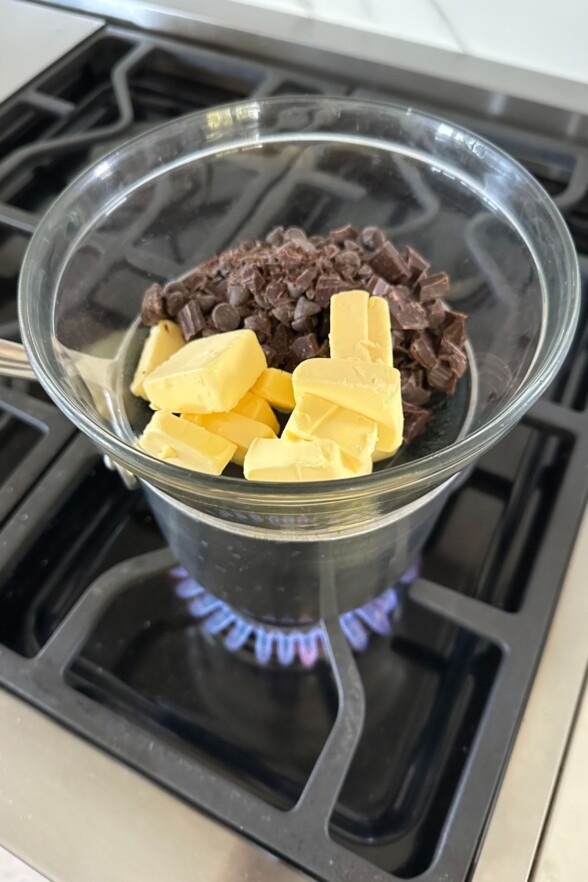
[0,25,586,882]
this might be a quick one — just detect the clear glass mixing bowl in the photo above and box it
[18,97,580,530]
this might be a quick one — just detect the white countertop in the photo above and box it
[0,0,102,104]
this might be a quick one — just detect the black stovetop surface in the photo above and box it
[0,26,587,882]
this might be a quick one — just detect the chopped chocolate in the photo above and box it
[443,310,467,347]
[140,283,167,325]
[369,242,410,283]
[439,338,468,377]
[177,300,205,340]
[403,403,434,444]
[409,331,438,370]
[291,333,320,362]
[387,287,429,330]
[419,272,449,302]
[142,224,468,444]
[401,370,432,406]
[427,361,457,395]
[331,224,359,242]
[404,246,430,282]
[211,302,240,332]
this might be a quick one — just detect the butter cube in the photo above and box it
[251,368,295,412]
[292,358,402,428]
[139,411,236,475]
[283,393,377,471]
[184,411,277,466]
[374,384,404,455]
[233,391,280,434]
[131,320,185,399]
[143,329,266,414]
[244,437,359,482]
[329,290,393,365]
[329,290,369,360]
[367,295,393,366]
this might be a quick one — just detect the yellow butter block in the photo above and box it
[251,368,295,412]
[131,320,185,399]
[244,437,360,482]
[367,295,393,366]
[143,329,266,414]
[329,290,393,365]
[283,393,377,470]
[329,290,369,360]
[292,358,402,428]
[233,391,280,434]
[139,411,236,475]
[184,411,277,466]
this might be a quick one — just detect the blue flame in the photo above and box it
[173,563,418,667]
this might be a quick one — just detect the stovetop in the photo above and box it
[0,25,587,882]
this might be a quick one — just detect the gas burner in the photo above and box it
[173,563,419,666]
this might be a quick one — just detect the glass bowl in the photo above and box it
[18,97,580,531]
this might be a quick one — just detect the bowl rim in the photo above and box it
[19,94,581,505]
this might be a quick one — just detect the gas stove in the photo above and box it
[0,16,587,882]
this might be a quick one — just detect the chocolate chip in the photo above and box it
[265,226,284,247]
[291,333,320,361]
[294,266,318,292]
[177,301,205,340]
[244,313,272,342]
[272,304,295,326]
[242,265,265,295]
[361,226,386,251]
[291,315,318,333]
[261,344,277,366]
[183,271,206,293]
[294,296,322,321]
[196,293,217,314]
[140,283,167,325]
[163,282,190,317]
[419,272,449,302]
[211,302,240,331]
[228,283,249,306]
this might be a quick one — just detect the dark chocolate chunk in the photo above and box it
[427,362,457,395]
[331,224,359,242]
[427,299,446,329]
[294,266,318,291]
[291,333,320,362]
[261,344,277,367]
[361,226,386,251]
[272,304,295,326]
[242,265,265,295]
[404,246,430,281]
[271,324,292,359]
[401,370,431,406]
[211,302,240,332]
[291,315,318,333]
[177,300,205,340]
[369,241,410,283]
[419,272,449,302]
[387,288,429,330]
[372,277,392,298]
[141,283,167,325]
[439,338,468,377]
[443,310,467,347]
[314,274,344,307]
[409,331,438,370]
[183,271,206,293]
[403,403,434,444]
